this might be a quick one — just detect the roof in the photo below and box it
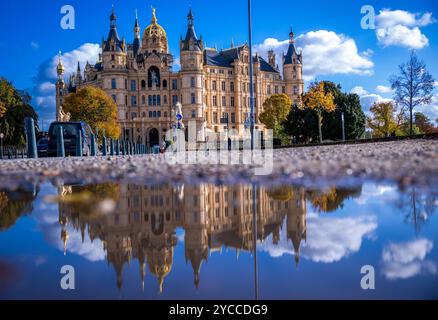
[284,42,302,65]
[204,45,279,73]
[182,26,202,51]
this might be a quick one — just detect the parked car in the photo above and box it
[47,121,93,157]
[37,137,48,157]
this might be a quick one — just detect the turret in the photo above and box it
[55,51,65,121]
[268,49,276,68]
[102,7,127,69]
[180,8,203,71]
[283,29,304,102]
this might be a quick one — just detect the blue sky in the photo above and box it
[0,0,437,125]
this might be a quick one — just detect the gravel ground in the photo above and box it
[0,139,437,190]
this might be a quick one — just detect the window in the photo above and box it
[149,111,152,117]
[141,80,146,89]
[163,95,167,104]
[131,112,137,118]
[172,95,178,105]
[282,86,286,94]
[267,85,271,95]
[131,95,137,106]
[230,82,234,92]
[191,110,196,118]
[131,80,136,91]
[157,111,161,117]
[213,95,217,106]
[219,69,224,74]
[231,112,236,124]
[213,112,218,123]
[190,77,196,88]
[152,95,157,106]
[222,96,226,107]
[125,95,128,105]
[163,79,168,88]
[230,96,235,107]
[212,81,217,91]
[112,95,117,103]
[221,81,226,91]
[293,86,298,95]
[153,111,157,117]
[157,95,161,106]
[275,86,279,94]
[111,78,116,89]
[172,79,178,90]
[191,93,196,104]
[141,95,145,105]
[111,54,115,61]
[148,95,152,106]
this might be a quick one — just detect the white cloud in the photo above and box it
[381,238,436,280]
[417,94,438,121]
[355,183,397,205]
[350,86,392,114]
[31,41,40,49]
[376,85,393,94]
[254,30,374,81]
[375,10,435,49]
[259,214,377,263]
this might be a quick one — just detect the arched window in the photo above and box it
[141,95,146,105]
[163,95,167,104]
[163,80,168,88]
[153,95,157,106]
[141,80,146,89]
[153,111,157,117]
[149,111,153,117]
[157,111,161,117]
[148,95,152,106]
[157,95,161,106]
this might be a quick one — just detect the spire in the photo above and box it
[110,5,117,28]
[188,7,194,27]
[289,28,295,43]
[230,38,234,48]
[134,9,140,31]
[57,51,65,79]
[77,61,81,72]
[151,7,157,24]
[181,8,202,52]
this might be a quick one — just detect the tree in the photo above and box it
[367,102,399,138]
[321,82,366,140]
[302,81,336,143]
[283,104,318,143]
[390,51,435,136]
[259,94,292,143]
[414,112,436,134]
[63,87,120,139]
[0,78,38,146]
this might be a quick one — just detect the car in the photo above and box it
[47,121,93,157]
[37,137,48,157]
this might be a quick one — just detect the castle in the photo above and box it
[56,7,303,147]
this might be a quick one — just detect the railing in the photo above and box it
[0,145,27,160]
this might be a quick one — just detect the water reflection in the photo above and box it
[0,181,437,299]
[54,183,366,292]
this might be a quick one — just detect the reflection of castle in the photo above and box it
[58,184,306,292]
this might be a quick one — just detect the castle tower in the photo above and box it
[180,9,204,146]
[102,7,127,69]
[55,51,65,121]
[133,10,141,57]
[286,187,307,268]
[283,30,304,105]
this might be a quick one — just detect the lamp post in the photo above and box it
[248,0,255,150]
[0,132,4,159]
[341,111,345,141]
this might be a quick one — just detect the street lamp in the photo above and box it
[248,0,255,150]
[341,111,345,141]
[0,132,4,159]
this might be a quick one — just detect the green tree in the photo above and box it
[283,104,318,143]
[302,81,336,143]
[0,78,38,146]
[414,112,436,134]
[390,51,435,136]
[259,94,292,143]
[63,87,120,139]
[367,102,399,138]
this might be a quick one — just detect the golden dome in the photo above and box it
[143,8,167,39]
[142,8,168,53]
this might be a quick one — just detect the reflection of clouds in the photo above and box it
[259,214,377,263]
[382,239,436,280]
[33,196,106,262]
[355,184,397,205]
